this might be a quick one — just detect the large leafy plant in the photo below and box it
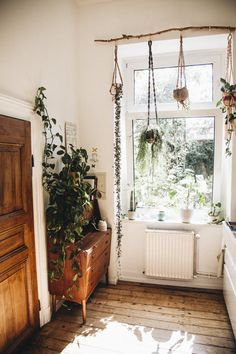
[34,87,93,296]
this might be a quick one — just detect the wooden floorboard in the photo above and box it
[19,282,236,354]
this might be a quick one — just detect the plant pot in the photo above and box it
[180,208,193,223]
[145,129,156,144]
[222,92,236,107]
[173,87,189,104]
[128,210,136,220]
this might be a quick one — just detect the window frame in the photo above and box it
[123,48,225,211]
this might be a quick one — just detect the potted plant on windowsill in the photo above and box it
[128,190,137,220]
[208,202,224,224]
[170,171,205,223]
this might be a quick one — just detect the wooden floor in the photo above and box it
[20,282,236,354]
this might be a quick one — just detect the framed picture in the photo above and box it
[65,122,77,151]
[83,175,97,190]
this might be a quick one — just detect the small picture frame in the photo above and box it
[83,175,97,190]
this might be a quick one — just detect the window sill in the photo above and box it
[122,217,222,227]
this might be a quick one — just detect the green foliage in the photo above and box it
[208,201,224,224]
[217,78,236,157]
[134,117,214,209]
[136,128,163,171]
[186,140,214,177]
[34,87,93,297]
[113,84,123,258]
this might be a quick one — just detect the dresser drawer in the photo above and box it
[87,231,111,266]
[86,248,110,296]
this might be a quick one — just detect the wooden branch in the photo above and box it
[95,25,235,43]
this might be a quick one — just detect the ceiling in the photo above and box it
[76,0,116,6]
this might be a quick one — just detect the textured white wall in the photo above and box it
[0,0,79,127]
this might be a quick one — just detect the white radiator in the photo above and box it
[145,229,195,280]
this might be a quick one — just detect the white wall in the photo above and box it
[0,0,80,325]
[0,0,79,125]
[76,0,236,282]
[121,220,223,289]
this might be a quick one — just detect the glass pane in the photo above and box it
[134,64,213,104]
[133,117,214,209]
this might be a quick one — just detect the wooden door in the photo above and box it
[0,115,39,353]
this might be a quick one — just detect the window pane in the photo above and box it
[133,117,214,209]
[134,64,213,104]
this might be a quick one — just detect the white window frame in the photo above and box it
[123,49,225,211]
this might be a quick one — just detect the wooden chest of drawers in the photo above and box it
[49,229,111,323]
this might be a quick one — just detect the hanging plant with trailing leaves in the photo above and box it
[34,87,94,298]
[173,34,189,109]
[216,33,236,156]
[110,46,123,258]
[137,40,163,171]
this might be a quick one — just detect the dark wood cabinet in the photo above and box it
[48,229,111,323]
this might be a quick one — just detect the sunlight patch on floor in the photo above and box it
[60,319,195,354]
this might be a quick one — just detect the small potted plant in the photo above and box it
[128,190,137,220]
[178,172,204,223]
[179,179,195,223]
[208,202,224,224]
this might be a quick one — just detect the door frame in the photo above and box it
[0,93,51,326]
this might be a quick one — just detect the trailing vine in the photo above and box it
[110,46,123,259]
[34,87,93,298]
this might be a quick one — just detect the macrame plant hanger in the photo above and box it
[110,45,123,98]
[173,34,189,109]
[110,45,123,259]
[136,40,162,172]
[224,32,236,149]
[146,40,159,142]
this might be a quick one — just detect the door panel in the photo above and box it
[0,115,39,353]
[0,144,23,215]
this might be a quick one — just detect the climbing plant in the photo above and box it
[34,87,93,297]
[110,46,123,258]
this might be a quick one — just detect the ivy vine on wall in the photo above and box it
[110,46,123,259]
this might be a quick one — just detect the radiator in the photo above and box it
[145,229,195,280]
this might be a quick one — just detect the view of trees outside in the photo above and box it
[133,117,214,209]
[134,64,213,104]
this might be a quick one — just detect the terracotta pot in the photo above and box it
[173,87,189,104]
[222,92,236,107]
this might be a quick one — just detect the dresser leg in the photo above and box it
[82,300,86,324]
[52,295,57,317]
[105,270,109,285]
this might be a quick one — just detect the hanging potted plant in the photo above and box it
[173,34,189,109]
[137,40,163,170]
[216,33,236,156]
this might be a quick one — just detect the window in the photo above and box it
[122,39,224,214]
[133,116,215,209]
[134,64,213,105]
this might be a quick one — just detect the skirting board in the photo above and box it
[119,272,223,290]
